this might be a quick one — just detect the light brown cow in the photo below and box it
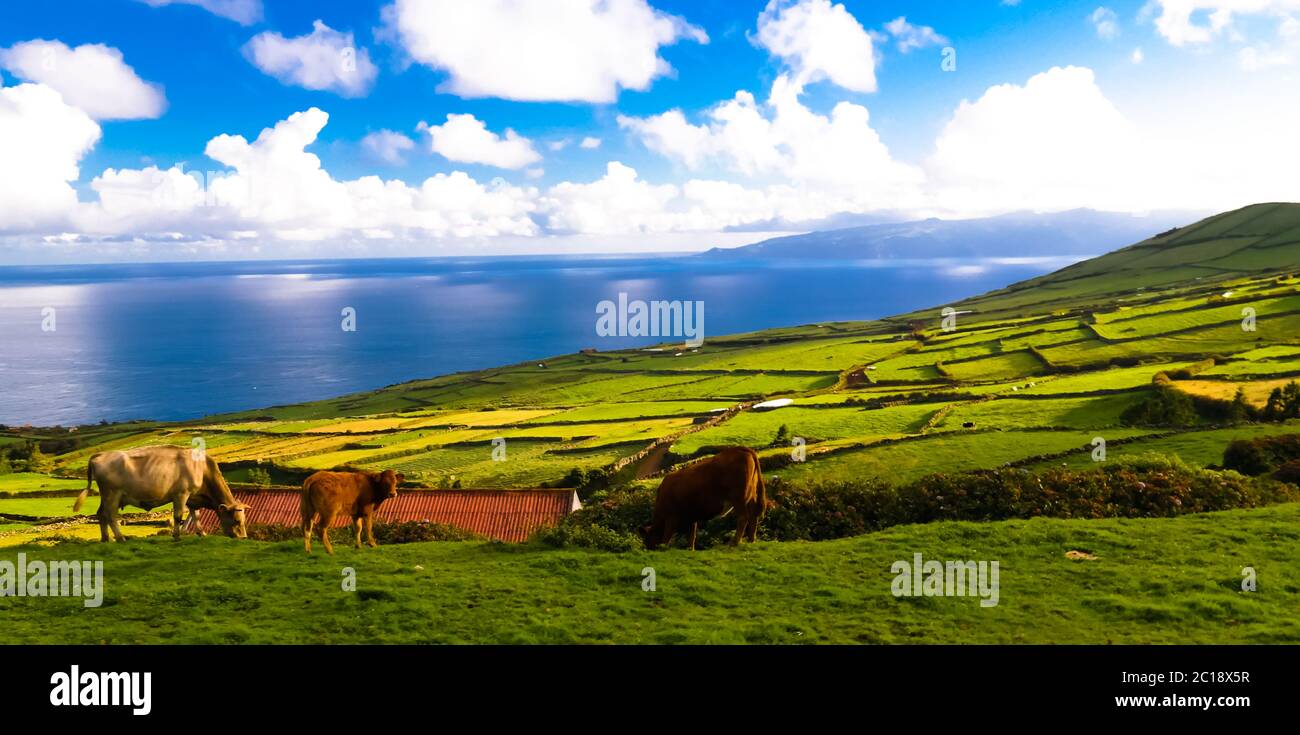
[300,469,402,555]
[641,446,767,550]
[75,445,248,542]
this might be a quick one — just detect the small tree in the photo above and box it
[773,424,791,446]
[25,443,53,473]
[1229,388,1253,424]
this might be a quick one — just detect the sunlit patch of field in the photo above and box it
[1014,363,1193,395]
[670,402,946,455]
[0,472,85,494]
[1173,378,1298,406]
[1022,422,1300,472]
[774,429,1155,485]
[935,393,1141,431]
[939,350,1046,382]
[402,408,564,428]
[0,495,98,518]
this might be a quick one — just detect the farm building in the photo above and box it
[197,487,581,543]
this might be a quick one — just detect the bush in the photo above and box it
[759,477,895,540]
[1224,433,1300,476]
[545,466,610,502]
[533,523,642,552]
[1121,386,1199,427]
[1271,459,1300,484]
[534,454,1299,550]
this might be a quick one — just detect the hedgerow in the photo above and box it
[535,454,1299,550]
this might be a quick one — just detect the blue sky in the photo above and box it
[1,0,1298,262]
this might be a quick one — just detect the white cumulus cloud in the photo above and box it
[0,82,101,233]
[0,40,165,120]
[619,74,924,211]
[76,108,541,241]
[419,113,541,170]
[755,0,878,93]
[244,20,378,97]
[926,66,1146,214]
[379,0,707,103]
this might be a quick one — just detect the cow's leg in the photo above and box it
[364,514,377,548]
[353,517,363,550]
[96,497,111,543]
[185,508,206,537]
[303,514,315,555]
[318,512,335,555]
[106,503,127,543]
[171,494,188,541]
[731,512,746,546]
[688,523,698,551]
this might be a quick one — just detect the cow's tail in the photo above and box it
[747,448,767,521]
[74,455,97,513]
[299,475,316,527]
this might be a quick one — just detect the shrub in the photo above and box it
[534,454,1299,550]
[1223,433,1300,475]
[1271,459,1300,485]
[1121,386,1199,427]
[545,467,611,502]
[759,477,896,540]
[533,522,641,552]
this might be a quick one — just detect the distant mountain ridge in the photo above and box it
[703,209,1207,260]
[897,202,1300,323]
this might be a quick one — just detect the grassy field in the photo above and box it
[0,472,85,494]
[3,504,1296,644]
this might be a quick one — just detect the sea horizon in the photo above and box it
[0,253,1080,426]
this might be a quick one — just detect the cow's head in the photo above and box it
[216,502,248,539]
[639,522,664,550]
[373,470,403,501]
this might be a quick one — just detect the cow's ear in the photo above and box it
[218,503,231,512]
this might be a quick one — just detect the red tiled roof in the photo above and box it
[197,487,580,543]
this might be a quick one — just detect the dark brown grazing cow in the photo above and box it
[300,469,402,555]
[641,446,767,550]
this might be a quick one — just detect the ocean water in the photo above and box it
[0,254,1078,426]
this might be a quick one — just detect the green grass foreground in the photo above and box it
[4,503,1298,644]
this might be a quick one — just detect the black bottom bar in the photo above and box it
[1,645,1288,723]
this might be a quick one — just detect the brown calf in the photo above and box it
[641,446,767,550]
[300,469,402,555]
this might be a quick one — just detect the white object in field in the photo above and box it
[753,398,794,410]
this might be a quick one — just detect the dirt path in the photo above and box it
[634,442,673,479]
